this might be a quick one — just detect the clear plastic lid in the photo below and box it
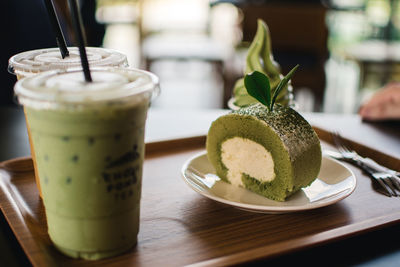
[8,47,128,77]
[14,67,160,110]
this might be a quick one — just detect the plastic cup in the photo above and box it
[8,47,128,198]
[14,67,159,260]
[8,47,128,79]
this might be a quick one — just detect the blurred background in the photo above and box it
[2,0,400,113]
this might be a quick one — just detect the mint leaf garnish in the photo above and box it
[244,64,299,112]
[271,64,299,111]
[244,71,271,109]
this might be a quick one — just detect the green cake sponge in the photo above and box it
[206,103,322,201]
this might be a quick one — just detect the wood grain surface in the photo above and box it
[0,131,400,266]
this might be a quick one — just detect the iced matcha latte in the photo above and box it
[8,47,128,198]
[14,67,159,260]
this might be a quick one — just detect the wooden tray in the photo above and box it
[1,129,400,266]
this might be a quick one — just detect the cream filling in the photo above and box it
[221,137,276,187]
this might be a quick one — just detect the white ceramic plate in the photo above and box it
[181,152,356,214]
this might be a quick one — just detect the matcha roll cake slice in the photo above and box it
[206,103,321,201]
[207,66,321,201]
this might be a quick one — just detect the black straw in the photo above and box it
[67,0,92,82]
[43,0,69,58]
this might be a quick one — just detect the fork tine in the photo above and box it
[381,178,399,197]
[367,167,397,197]
[391,177,400,192]
[387,177,400,196]
[331,131,341,148]
[331,132,344,152]
[331,132,351,154]
[375,178,394,197]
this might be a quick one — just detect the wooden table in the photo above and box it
[0,106,400,266]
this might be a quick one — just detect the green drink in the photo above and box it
[8,47,129,198]
[14,67,159,260]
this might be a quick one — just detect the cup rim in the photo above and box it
[14,67,160,110]
[8,47,128,77]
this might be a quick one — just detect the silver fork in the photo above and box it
[360,164,400,197]
[331,132,400,197]
[331,132,400,176]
